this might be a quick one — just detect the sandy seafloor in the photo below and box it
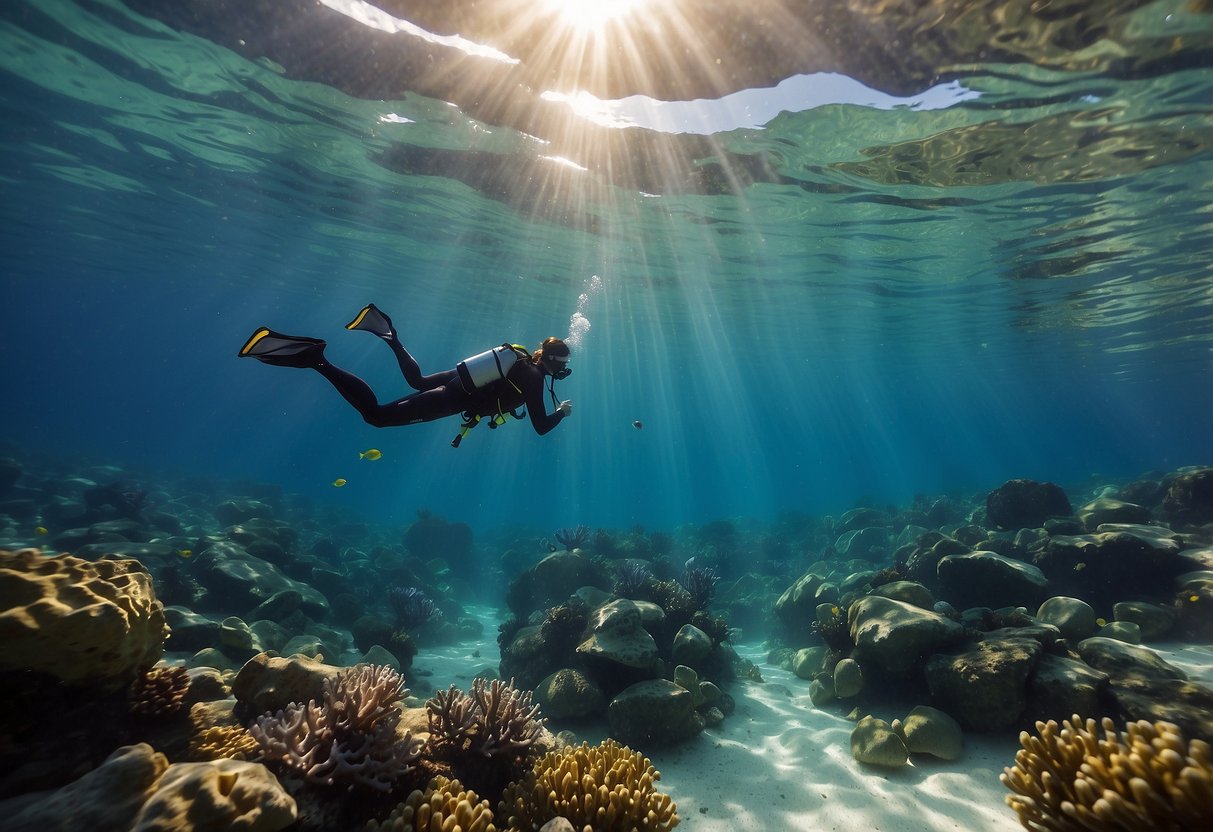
[409,604,1213,832]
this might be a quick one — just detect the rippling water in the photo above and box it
[1,0,1210,527]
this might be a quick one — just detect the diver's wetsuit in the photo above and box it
[315,338,566,435]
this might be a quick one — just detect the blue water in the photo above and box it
[2,0,1211,535]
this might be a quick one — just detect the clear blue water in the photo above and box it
[2,0,1211,534]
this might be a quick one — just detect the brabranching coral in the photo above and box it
[426,678,545,760]
[499,739,679,831]
[250,664,422,792]
[190,725,259,761]
[365,776,497,832]
[129,665,192,717]
[1001,714,1213,831]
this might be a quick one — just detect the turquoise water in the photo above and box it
[2,0,1211,533]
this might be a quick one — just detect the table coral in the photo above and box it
[499,739,679,831]
[250,664,422,792]
[364,776,497,832]
[0,548,167,690]
[1001,714,1213,831]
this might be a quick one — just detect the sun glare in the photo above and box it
[547,0,645,33]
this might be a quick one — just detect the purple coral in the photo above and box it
[387,585,442,631]
[553,525,590,551]
[612,561,652,599]
[426,677,546,760]
[680,566,719,611]
[250,664,422,792]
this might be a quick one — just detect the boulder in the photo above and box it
[213,500,274,525]
[870,580,934,610]
[505,552,608,617]
[1076,497,1151,531]
[1034,596,1097,640]
[937,551,1048,610]
[849,595,965,677]
[833,658,863,698]
[1033,527,1184,609]
[1026,654,1108,724]
[607,679,704,747]
[1096,620,1141,644]
[671,624,712,667]
[835,527,890,561]
[1075,637,1186,681]
[986,479,1072,530]
[0,549,167,690]
[193,542,328,619]
[533,668,606,721]
[899,705,963,760]
[1159,467,1213,526]
[925,638,1042,731]
[792,646,828,680]
[850,716,908,768]
[774,570,828,635]
[164,606,223,653]
[131,759,295,831]
[231,652,337,715]
[1112,601,1176,641]
[576,599,657,670]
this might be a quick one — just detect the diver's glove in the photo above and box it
[557,400,573,417]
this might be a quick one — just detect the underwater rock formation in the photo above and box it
[0,548,168,691]
[986,479,1073,531]
[607,679,704,747]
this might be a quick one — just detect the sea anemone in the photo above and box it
[612,561,653,599]
[680,566,719,611]
[387,586,441,632]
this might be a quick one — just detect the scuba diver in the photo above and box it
[238,304,573,446]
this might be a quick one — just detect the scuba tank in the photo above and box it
[456,343,527,394]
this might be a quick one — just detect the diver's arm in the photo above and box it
[524,375,568,436]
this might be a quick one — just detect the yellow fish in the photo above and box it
[1096,617,1107,627]
[1190,594,1201,603]
[359,449,382,461]
[332,478,347,487]
[34,526,48,536]
[1074,562,1086,572]
[177,549,193,559]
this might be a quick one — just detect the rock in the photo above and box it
[1097,620,1142,644]
[849,595,966,677]
[1112,601,1176,641]
[0,549,167,690]
[937,551,1048,610]
[132,759,296,831]
[673,665,706,707]
[671,624,712,667]
[213,500,274,525]
[505,552,608,617]
[533,668,606,721]
[835,527,890,561]
[219,616,261,653]
[194,542,328,619]
[164,606,223,653]
[1026,654,1108,724]
[808,676,835,706]
[231,652,337,715]
[986,479,1072,530]
[1034,596,1097,640]
[871,580,934,609]
[1159,467,1213,527]
[247,590,302,623]
[403,512,472,561]
[608,679,704,747]
[576,599,657,670]
[900,705,963,760]
[833,658,863,698]
[1033,528,1186,610]
[632,600,666,627]
[1102,674,1213,745]
[792,646,828,680]
[248,620,290,653]
[539,818,577,832]
[774,571,828,634]
[359,644,399,670]
[1076,497,1151,531]
[924,638,1042,731]
[1075,637,1187,682]
[189,648,237,673]
[4,743,168,832]
[850,716,908,768]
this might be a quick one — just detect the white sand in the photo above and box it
[413,606,1213,831]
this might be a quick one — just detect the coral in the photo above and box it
[250,664,422,792]
[690,610,730,645]
[365,776,497,832]
[554,525,591,550]
[539,601,588,653]
[651,579,693,618]
[613,560,653,599]
[387,586,441,631]
[499,739,679,831]
[425,678,546,760]
[190,725,259,761]
[130,665,192,717]
[1001,715,1213,831]
[680,566,719,611]
[0,548,168,690]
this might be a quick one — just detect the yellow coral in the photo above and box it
[130,665,192,716]
[1001,714,1213,831]
[499,739,679,831]
[365,777,496,832]
[190,725,259,761]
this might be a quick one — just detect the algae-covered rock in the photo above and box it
[899,705,963,760]
[937,551,1048,611]
[986,479,1072,530]
[870,580,934,610]
[1097,620,1142,644]
[576,599,657,669]
[607,679,704,747]
[850,716,908,768]
[131,759,296,831]
[849,595,965,677]
[1112,601,1175,641]
[671,623,712,667]
[925,638,1041,731]
[833,658,863,698]
[1026,654,1108,723]
[534,668,606,721]
[231,652,337,715]
[1076,497,1151,531]
[0,549,167,690]
[1035,596,1097,640]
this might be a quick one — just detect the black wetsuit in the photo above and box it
[315,339,566,435]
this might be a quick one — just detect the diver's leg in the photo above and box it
[386,340,458,391]
[315,361,460,427]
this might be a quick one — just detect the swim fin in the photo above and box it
[345,303,396,340]
[238,327,326,367]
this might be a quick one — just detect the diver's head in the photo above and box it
[536,337,571,379]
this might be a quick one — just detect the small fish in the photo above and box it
[177,549,193,559]
[632,420,643,430]
[1096,617,1107,627]
[359,449,382,461]
[1190,594,1201,603]
[332,478,348,487]
[1074,562,1086,572]
[34,526,48,536]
